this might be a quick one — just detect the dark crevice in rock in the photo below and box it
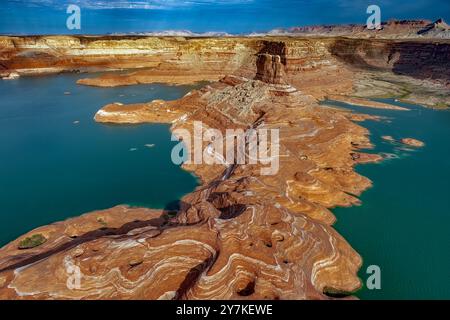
[218,204,247,220]
[175,254,218,300]
[237,280,256,297]
[322,286,354,298]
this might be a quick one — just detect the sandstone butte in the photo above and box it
[0,29,447,299]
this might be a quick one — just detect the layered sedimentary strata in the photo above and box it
[0,68,383,299]
[1,35,449,108]
[0,32,445,300]
[325,95,410,110]
[0,36,259,83]
[271,19,450,39]
[329,38,450,87]
[255,53,286,84]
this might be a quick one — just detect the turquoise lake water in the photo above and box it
[323,99,450,300]
[0,74,200,247]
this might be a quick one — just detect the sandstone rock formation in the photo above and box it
[418,19,450,38]
[326,95,410,110]
[0,31,445,300]
[255,53,286,84]
[271,19,450,39]
[381,136,424,147]
[400,138,425,147]
[0,63,386,299]
[1,35,449,105]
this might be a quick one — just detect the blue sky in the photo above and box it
[1,0,449,34]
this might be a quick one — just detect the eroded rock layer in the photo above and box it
[0,34,446,300]
[0,67,385,299]
[2,35,448,107]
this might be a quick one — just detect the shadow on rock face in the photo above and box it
[329,38,450,86]
[254,40,287,85]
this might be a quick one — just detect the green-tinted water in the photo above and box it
[323,99,450,299]
[0,74,201,247]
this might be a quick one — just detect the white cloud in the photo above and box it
[10,0,254,10]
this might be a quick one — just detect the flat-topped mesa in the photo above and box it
[1,35,449,107]
[254,53,287,85]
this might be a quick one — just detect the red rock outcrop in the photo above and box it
[400,138,425,147]
[0,72,384,299]
[329,38,450,88]
[255,53,286,84]
[0,32,445,300]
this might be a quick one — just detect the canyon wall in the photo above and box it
[329,38,450,87]
[1,35,448,93]
[0,36,260,79]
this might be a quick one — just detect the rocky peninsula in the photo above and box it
[0,22,447,299]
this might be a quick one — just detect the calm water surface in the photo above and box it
[0,73,201,247]
[323,99,450,299]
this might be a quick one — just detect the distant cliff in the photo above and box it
[269,19,450,39]
[1,35,449,88]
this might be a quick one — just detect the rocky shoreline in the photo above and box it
[0,33,445,299]
[1,35,448,107]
